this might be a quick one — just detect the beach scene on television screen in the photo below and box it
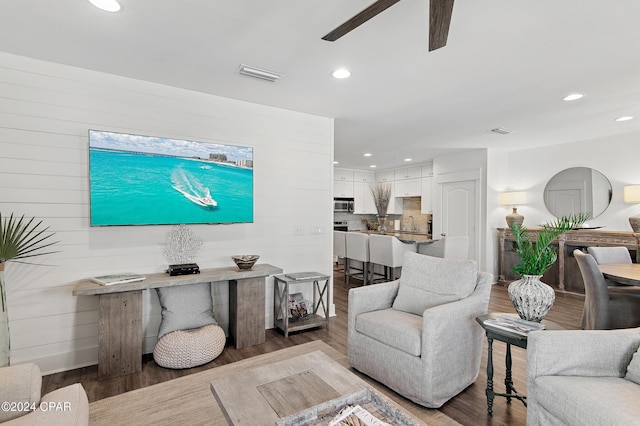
[89,130,254,226]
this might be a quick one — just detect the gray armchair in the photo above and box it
[0,363,88,425]
[348,251,492,408]
[527,328,640,426]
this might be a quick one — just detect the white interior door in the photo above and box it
[544,185,584,217]
[441,180,477,261]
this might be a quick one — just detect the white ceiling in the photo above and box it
[1,0,639,170]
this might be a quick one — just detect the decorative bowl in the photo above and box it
[232,255,260,270]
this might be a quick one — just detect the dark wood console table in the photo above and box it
[73,263,282,380]
[498,228,640,294]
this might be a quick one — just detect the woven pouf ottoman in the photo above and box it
[153,324,226,369]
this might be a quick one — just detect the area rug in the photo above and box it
[89,340,459,426]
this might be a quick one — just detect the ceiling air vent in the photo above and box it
[237,64,282,82]
[490,127,513,135]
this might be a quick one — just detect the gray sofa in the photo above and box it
[0,363,88,425]
[527,328,640,426]
[348,251,492,408]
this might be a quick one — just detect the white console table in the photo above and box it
[73,263,283,380]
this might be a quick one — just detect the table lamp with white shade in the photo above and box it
[500,191,528,227]
[623,185,640,232]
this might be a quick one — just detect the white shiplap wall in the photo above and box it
[0,52,334,374]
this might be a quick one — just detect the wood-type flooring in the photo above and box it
[42,267,583,426]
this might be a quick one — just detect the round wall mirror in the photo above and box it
[543,167,612,219]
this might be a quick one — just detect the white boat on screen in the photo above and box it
[171,168,218,208]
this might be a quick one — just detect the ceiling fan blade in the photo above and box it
[322,0,401,42]
[429,0,454,51]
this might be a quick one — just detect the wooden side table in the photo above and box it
[476,312,564,415]
[273,273,330,337]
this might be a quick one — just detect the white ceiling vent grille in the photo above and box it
[490,127,513,135]
[238,64,282,82]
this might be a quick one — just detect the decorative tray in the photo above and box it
[276,387,426,426]
[572,226,604,230]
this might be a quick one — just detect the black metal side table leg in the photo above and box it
[486,337,495,415]
[505,343,513,403]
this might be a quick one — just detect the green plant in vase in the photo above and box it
[0,213,59,366]
[508,212,589,322]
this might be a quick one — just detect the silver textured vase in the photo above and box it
[507,274,555,322]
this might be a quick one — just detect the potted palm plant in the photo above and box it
[508,212,589,322]
[0,213,59,366]
[370,183,392,233]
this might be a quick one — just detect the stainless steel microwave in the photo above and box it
[334,198,354,213]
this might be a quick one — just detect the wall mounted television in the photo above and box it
[89,130,254,226]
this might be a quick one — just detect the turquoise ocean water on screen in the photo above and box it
[90,149,254,226]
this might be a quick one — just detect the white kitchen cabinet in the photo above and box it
[421,164,434,177]
[375,170,394,183]
[394,167,422,180]
[334,180,354,198]
[334,169,354,181]
[353,182,376,214]
[387,185,399,214]
[421,176,433,213]
[394,178,421,197]
[353,171,375,183]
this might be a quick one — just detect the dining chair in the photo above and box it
[368,234,415,282]
[587,246,633,286]
[345,232,371,285]
[443,236,469,260]
[418,236,469,260]
[587,246,632,264]
[573,249,640,329]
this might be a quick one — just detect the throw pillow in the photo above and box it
[625,345,640,385]
[156,283,217,338]
[392,251,477,316]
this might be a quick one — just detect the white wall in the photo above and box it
[0,52,334,374]
[486,149,509,278]
[487,132,640,275]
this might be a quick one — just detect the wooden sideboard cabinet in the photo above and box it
[498,228,640,295]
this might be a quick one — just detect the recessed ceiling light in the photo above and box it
[563,93,584,101]
[88,0,121,12]
[332,69,351,79]
[333,161,339,164]
[615,116,634,122]
[369,165,377,168]
[363,153,372,157]
[404,158,412,162]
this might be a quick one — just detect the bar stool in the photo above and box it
[443,236,469,260]
[345,232,371,285]
[418,236,469,260]
[368,234,415,282]
[333,230,347,277]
